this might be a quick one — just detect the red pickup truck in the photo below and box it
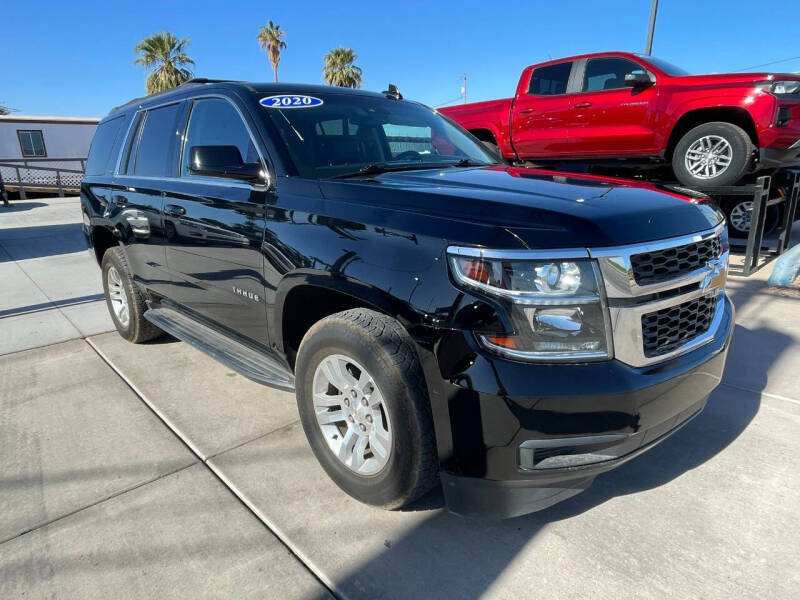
[440,52,800,193]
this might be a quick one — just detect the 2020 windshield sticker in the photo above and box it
[260,95,323,109]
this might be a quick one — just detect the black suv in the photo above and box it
[82,81,733,518]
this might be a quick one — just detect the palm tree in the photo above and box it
[257,20,286,82]
[134,32,195,95]
[0,103,15,116]
[323,47,363,88]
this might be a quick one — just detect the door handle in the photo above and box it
[518,108,536,114]
[163,204,186,217]
[574,102,592,109]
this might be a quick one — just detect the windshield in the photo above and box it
[637,55,691,76]
[257,93,498,178]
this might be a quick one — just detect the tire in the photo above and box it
[295,308,438,509]
[722,197,781,238]
[672,122,753,189]
[101,247,163,343]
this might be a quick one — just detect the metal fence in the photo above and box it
[0,157,86,200]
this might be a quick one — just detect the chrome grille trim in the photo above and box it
[589,223,726,299]
[589,223,728,367]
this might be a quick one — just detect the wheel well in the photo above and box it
[91,226,118,264]
[281,285,376,369]
[469,128,497,145]
[666,108,758,160]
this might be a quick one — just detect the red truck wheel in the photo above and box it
[722,198,781,238]
[672,122,753,189]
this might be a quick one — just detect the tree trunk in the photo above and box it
[273,64,278,82]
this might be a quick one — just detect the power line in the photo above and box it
[434,96,465,108]
[736,55,800,71]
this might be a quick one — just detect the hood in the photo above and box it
[319,166,723,249]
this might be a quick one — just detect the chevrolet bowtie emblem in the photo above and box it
[701,258,727,294]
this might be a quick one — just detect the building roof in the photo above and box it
[0,115,101,125]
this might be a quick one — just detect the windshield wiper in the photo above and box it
[449,158,495,167]
[332,159,494,179]
[332,162,445,179]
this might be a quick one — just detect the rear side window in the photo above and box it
[85,116,124,176]
[529,62,572,95]
[181,98,259,177]
[132,103,182,177]
[583,58,646,92]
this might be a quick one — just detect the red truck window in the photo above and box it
[528,62,572,96]
[582,58,645,92]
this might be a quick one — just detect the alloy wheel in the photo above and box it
[684,135,733,180]
[106,265,130,327]
[312,354,392,476]
[729,200,752,232]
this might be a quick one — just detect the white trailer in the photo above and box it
[0,115,100,198]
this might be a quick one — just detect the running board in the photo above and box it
[144,306,295,392]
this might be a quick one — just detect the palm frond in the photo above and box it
[134,32,195,94]
[323,47,363,88]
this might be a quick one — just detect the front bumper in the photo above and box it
[425,294,734,519]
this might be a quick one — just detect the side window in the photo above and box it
[119,112,143,175]
[583,58,646,92]
[18,130,47,157]
[85,116,124,176]
[181,98,259,177]
[528,62,572,95]
[132,103,181,177]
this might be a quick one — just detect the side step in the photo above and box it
[144,306,295,392]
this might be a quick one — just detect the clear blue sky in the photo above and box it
[4,0,800,117]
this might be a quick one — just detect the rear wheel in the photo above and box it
[672,122,753,188]
[101,247,163,343]
[722,197,781,238]
[295,308,438,509]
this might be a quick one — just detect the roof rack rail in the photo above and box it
[180,78,238,86]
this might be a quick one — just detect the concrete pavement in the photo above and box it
[0,197,113,354]
[2,196,799,599]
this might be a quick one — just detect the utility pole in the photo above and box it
[460,74,467,104]
[645,0,658,55]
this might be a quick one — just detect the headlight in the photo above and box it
[771,80,800,95]
[448,248,613,362]
[756,79,800,94]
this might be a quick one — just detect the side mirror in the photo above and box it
[187,145,264,183]
[624,71,654,88]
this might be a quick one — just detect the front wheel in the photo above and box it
[295,308,438,509]
[672,122,753,189]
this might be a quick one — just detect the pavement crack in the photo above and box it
[720,381,800,406]
[0,462,196,546]
[205,419,301,462]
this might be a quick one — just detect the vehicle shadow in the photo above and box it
[0,223,87,261]
[0,201,48,212]
[326,280,791,599]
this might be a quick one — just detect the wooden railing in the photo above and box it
[0,157,87,202]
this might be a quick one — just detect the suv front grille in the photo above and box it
[641,294,717,357]
[631,237,721,286]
